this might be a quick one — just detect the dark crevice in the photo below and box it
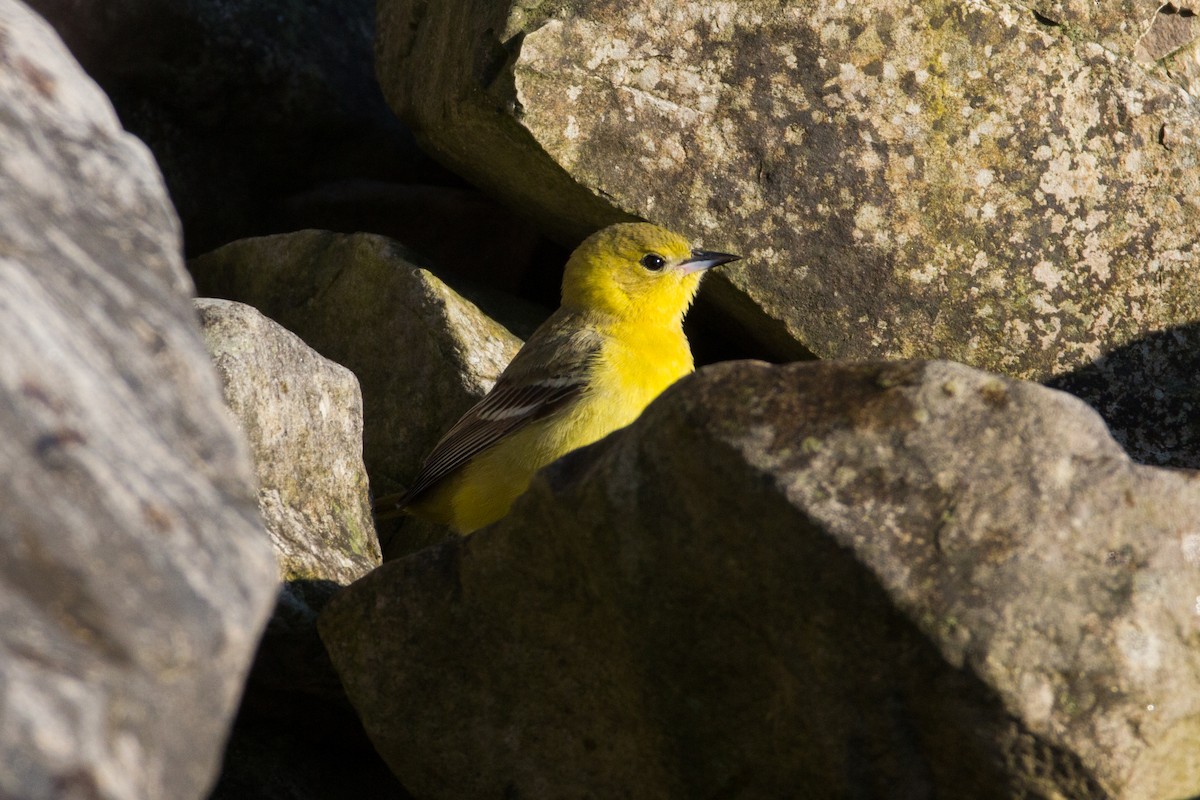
[1032,9,1061,26]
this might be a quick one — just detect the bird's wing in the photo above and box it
[396,312,602,507]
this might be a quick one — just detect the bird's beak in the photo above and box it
[679,249,740,274]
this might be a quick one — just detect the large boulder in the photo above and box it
[0,3,277,799]
[321,359,1200,800]
[376,0,1200,465]
[1046,322,1200,468]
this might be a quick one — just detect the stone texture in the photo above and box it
[195,298,408,799]
[1136,1,1200,97]
[376,0,637,246]
[376,0,1200,400]
[1134,2,1199,64]
[0,3,277,798]
[189,230,526,498]
[1032,0,1164,56]
[321,359,1200,800]
[196,297,379,584]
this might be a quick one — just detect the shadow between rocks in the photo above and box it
[1044,322,1200,470]
[210,579,412,800]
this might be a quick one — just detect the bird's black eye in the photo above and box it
[640,253,666,271]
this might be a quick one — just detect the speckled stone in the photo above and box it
[378,0,1200,385]
[321,359,1200,800]
[196,298,380,585]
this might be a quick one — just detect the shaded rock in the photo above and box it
[279,181,546,294]
[25,0,451,255]
[195,298,407,798]
[1046,322,1200,468]
[376,0,635,247]
[189,230,526,492]
[377,0,1200,379]
[0,3,277,799]
[320,359,1200,800]
[196,297,379,582]
[209,581,412,800]
[190,231,528,557]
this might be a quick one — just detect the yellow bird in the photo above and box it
[379,222,739,534]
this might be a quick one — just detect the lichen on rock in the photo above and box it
[379,0,1200,383]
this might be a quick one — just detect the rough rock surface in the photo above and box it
[196,297,379,583]
[321,359,1200,800]
[196,298,408,799]
[1138,2,1200,98]
[0,4,277,799]
[189,230,526,496]
[1031,0,1178,57]
[377,0,1200,383]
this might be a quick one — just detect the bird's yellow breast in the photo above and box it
[518,320,691,491]
[415,319,693,534]
[589,318,694,418]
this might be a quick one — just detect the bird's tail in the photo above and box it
[371,489,411,522]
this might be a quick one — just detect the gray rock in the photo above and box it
[0,4,277,799]
[320,359,1200,800]
[209,578,413,800]
[189,230,525,503]
[196,297,380,583]
[376,0,1200,455]
[195,298,408,799]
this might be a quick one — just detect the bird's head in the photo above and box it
[560,222,739,324]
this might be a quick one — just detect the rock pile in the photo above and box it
[3,0,1198,797]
